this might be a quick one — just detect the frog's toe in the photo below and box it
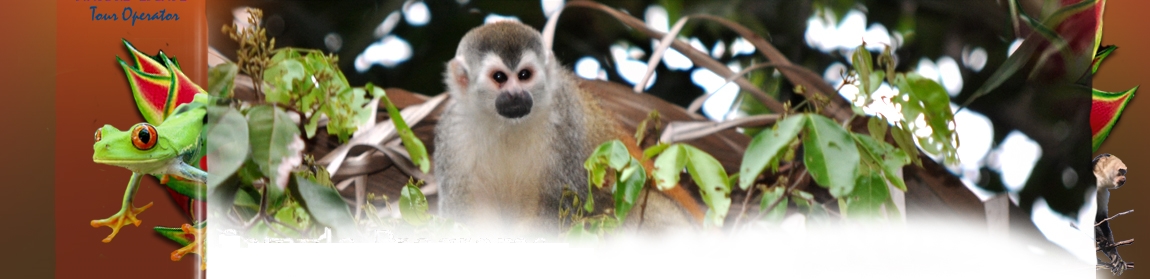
[170,223,206,270]
[90,202,153,243]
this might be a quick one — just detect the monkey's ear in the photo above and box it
[448,56,470,95]
[544,50,555,66]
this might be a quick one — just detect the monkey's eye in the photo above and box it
[517,69,532,81]
[492,71,508,84]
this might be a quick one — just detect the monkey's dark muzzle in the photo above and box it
[495,91,533,119]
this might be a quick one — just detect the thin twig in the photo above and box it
[731,180,757,229]
[1096,209,1133,226]
[242,182,272,231]
[1098,239,1135,251]
[1095,262,1134,271]
[542,1,787,113]
[755,169,808,221]
[637,184,653,229]
[264,214,306,237]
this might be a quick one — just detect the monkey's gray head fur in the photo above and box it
[445,21,554,121]
[1093,153,1128,190]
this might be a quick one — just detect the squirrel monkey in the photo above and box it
[1092,153,1130,275]
[434,21,704,236]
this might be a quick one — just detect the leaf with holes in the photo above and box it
[894,73,958,164]
[377,85,429,173]
[852,133,909,191]
[803,114,859,197]
[653,144,687,191]
[399,182,431,226]
[682,145,731,227]
[585,140,632,188]
[614,158,646,223]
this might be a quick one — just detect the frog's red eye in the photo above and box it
[131,123,158,150]
[94,129,102,142]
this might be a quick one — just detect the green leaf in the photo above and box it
[1092,45,1116,75]
[584,182,595,213]
[894,73,958,164]
[803,114,860,197]
[852,45,874,81]
[890,122,921,166]
[564,222,599,243]
[304,113,321,139]
[587,163,607,190]
[652,145,687,191]
[585,140,632,188]
[247,105,301,192]
[852,45,883,95]
[739,115,806,189]
[643,143,670,160]
[682,145,731,227]
[207,63,238,98]
[865,71,884,97]
[759,186,788,223]
[288,173,356,239]
[270,48,301,64]
[275,203,303,230]
[867,116,888,143]
[206,105,249,192]
[379,87,431,173]
[153,226,193,247]
[602,140,631,170]
[209,172,242,219]
[791,190,814,210]
[233,186,259,210]
[614,159,646,222]
[263,59,306,105]
[325,87,363,142]
[844,167,889,218]
[399,182,432,226]
[851,134,909,191]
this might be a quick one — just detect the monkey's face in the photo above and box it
[474,53,548,119]
[446,21,552,122]
[1093,154,1128,190]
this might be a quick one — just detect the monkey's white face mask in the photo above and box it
[447,51,554,122]
[1093,154,1128,190]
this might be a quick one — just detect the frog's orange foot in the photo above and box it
[170,223,206,270]
[90,202,153,243]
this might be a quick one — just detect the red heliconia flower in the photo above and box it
[1086,0,1137,152]
[117,39,209,220]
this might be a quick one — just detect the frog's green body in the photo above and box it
[95,39,210,270]
[93,97,207,187]
[90,94,208,243]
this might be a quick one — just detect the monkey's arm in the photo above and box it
[1095,187,1131,275]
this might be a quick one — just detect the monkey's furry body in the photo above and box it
[434,21,693,236]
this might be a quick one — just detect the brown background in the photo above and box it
[0,0,1146,278]
[1095,1,1149,277]
[1,2,58,279]
[53,0,205,278]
